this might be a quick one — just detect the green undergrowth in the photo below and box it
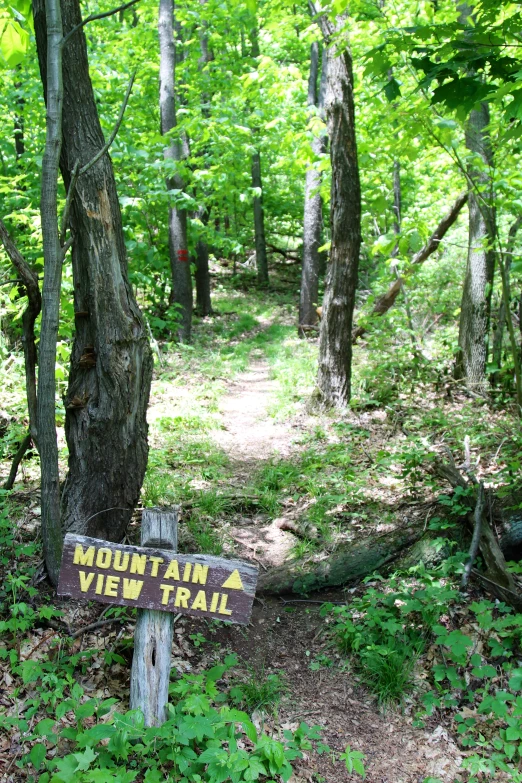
[1,654,325,783]
[323,562,522,782]
[0,503,356,783]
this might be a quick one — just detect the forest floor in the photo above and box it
[157,349,464,783]
[0,270,520,782]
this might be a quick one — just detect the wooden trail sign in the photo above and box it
[58,533,258,626]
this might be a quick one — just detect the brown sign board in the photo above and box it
[58,534,259,625]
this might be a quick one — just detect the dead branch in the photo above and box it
[70,617,127,639]
[3,432,32,490]
[461,481,484,589]
[60,72,136,247]
[266,242,300,262]
[430,448,517,597]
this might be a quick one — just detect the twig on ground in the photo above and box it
[70,617,127,639]
[21,630,57,661]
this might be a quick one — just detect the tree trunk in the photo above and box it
[258,525,423,595]
[491,215,522,377]
[34,0,153,543]
[248,19,268,286]
[455,103,496,392]
[37,0,64,585]
[0,220,40,443]
[315,13,361,407]
[193,1,213,317]
[251,149,269,285]
[159,0,192,342]
[194,224,212,316]
[14,70,25,160]
[392,159,401,239]
[299,42,327,336]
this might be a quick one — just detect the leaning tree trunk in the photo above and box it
[299,42,327,336]
[159,0,192,342]
[455,103,496,392]
[352,192,468,342]
[315,13,361,406]
[34,0,153,543]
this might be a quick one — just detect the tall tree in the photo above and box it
[455,102,496,391]
[249,20,268,286]
[159,0,192,341]
[299,41,327,336]
[37,0,64,585]
[34,0,153,543]
[193,2,213,317]
[313,6,361,406]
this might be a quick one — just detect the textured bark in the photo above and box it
[193,3,213,317]
[258,525,423,595]
[159,0,192,342]
[248,20,268,285]
[194,231,212,316]
[455,103,496,391]
[38,0,64,585]
[352,192,468,342]
[299,43,327,336]
[251,149,269,285]
[315,14,361,406]
[0,220,40,442]
[34,0,153,543]
[492,215,522,375]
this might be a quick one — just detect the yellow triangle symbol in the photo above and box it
[222,569,244,590]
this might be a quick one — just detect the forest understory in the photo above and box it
[1,268,521,783]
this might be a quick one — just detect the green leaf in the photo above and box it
[29,742,47,769]
[0,19,29,66]
[510,669,522,691]
[244,756,266,781]
[36,719,56,738]
[74,746,98,771]
[384,78,401,102]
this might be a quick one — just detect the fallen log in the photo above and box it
[258,524,424,595]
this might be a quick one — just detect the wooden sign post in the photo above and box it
[57,509,258,726]
[130,509,178,726]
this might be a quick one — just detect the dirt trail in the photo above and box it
[212,357,300,567]
[204,357,464,782]
[212,357,294,462]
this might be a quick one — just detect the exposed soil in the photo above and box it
[212,357,295,463]
[186,357,464,782]
[0,350,466,782]
[196,595,463,783]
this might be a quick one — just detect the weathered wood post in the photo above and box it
[129,508,178,726]
[57,516,258,728]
